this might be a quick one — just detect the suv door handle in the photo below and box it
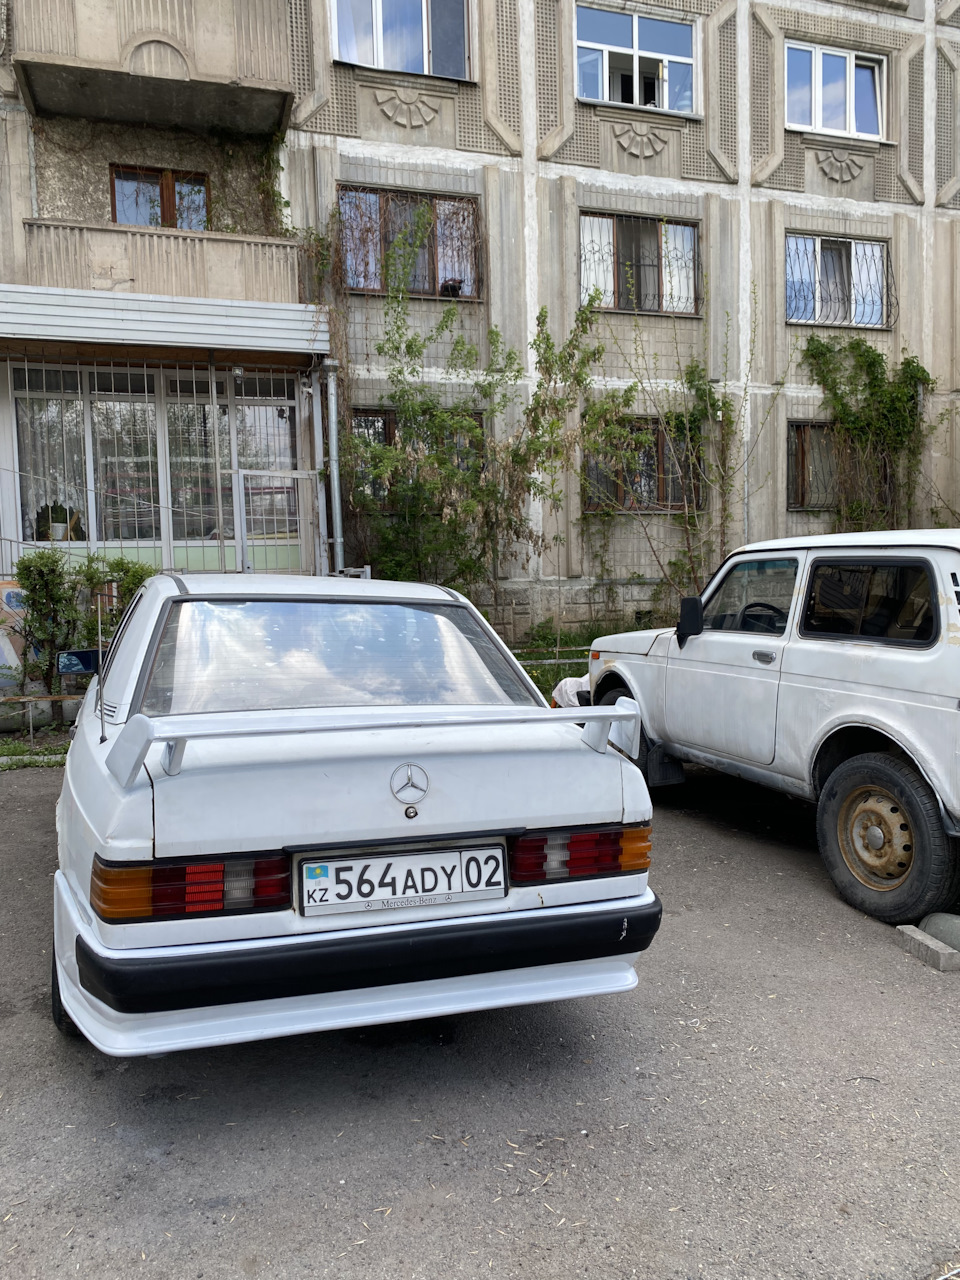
[752,650,776,665]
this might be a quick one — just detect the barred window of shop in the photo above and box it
[339,188,481,299]
[580,214,700,314]
[785,235,895,329]
[787,421,838,511]
[582,418,700,512]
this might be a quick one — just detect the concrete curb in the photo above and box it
[895,924,960,972]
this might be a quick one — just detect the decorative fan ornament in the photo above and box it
[613,122,670,159]
[816,149,865,183]
[375,88,441,128]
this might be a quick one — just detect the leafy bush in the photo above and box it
[7,550,158,724]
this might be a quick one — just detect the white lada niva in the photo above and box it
[53,573,661,1056]
[589,530,960,925]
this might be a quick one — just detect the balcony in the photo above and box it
[24,221,301,304]
[12,0,293,135]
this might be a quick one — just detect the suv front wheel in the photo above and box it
[817,753,960,924]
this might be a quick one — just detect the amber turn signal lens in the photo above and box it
[90,861,153,920]
[619,825,652,871]
[590,651,600,660]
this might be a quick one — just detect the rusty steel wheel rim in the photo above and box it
[836,785,915,891]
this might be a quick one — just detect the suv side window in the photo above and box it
[702,558,799,635]
[801,560,937,644]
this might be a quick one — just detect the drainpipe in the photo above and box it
[323,358,345,573]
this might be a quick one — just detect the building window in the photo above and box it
[785,234,893,328]
[583,418,700,512]
[787,422,838,511]
[338,189,481,299]
[785,42,883,138]
[111,166,209,231]
[576,6,694,110]
[580,213,700,314]
[336,0,467,79]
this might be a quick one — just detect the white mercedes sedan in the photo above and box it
[52,573,661,1057]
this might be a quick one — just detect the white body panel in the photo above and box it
[54,574,658,1055]
[54,873,648,1057]
[590,532,960,822]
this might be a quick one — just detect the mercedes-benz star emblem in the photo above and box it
[390,762,430,804]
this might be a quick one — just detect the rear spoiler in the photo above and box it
[104,700,642,790]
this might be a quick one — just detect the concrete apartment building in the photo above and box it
[1,0,959,634]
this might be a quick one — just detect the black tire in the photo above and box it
[51,955,81,1039]
[816,752,960,924]
[597,686,648,773]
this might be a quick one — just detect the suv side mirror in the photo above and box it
[57,649,100,675]
[676,597,703,649]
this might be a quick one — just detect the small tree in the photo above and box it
[8,551,158,727]
[12,549,80,726]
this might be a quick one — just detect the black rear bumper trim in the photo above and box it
[76,899,662,1015]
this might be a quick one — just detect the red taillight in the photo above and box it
[91,854,291,922]
[510,835,549,883]
[508,825,651,885]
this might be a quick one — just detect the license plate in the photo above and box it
[300,847,507,916]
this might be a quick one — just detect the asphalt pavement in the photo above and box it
[0,765,958,1280]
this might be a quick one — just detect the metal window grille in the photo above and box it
[3,358,316,577]
[787,421,838,511]
[337,187,482,299]
[582,418,701,512]
[785,235,897,329]
[580,214,701,315]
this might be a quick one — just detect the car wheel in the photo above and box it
[817,752,960,924]
[51,955,81,1039]
[597,687,648,773]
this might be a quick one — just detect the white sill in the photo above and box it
[784,126,892,147]
[785,319,891,332]
[333,59,476,87]
[596,307,703,320]
[578,98,703,123]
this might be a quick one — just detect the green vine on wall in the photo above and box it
[801,336,936,531]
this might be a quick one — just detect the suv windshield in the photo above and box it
[141,599,539,716]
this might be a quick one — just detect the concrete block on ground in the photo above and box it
[895,924,960,972]
[918,912,960,951]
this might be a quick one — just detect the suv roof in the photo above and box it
[734,529,960,555]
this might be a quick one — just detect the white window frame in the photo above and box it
[784,40,885,140]
[784,233,889,329]
[333,0,470,79]
[575,7,697,113]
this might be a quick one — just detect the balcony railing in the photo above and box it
[24,221,301,305]
[12,0,293,134]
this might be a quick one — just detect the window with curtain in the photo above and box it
[14,382,87,543]
[785,42,883,138]
[785,234,891,328]
[580,213,700,314]
[337,0,467,79]
[576,7,694,111]
[338,188,481,298]
[92,400,161,542]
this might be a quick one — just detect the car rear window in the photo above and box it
[140,599,539,716]
[801,561,937,644]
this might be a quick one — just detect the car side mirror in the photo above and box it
[676,597,703,650]
[57,649,100,675]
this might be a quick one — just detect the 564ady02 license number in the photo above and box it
[300,847,507,916]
